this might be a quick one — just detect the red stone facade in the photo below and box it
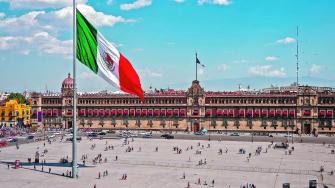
[30,74,335,134]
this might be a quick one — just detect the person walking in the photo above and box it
[187,181,190,188]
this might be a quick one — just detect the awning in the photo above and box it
[255,109,260,115]
[117,109,123,115]
[239,109,245,116]
[327,110,332,117]
[154,109,159,116]
[53,109,59,116]
[206,109,212,116]
[289,110,295,117]
[173,109,179,116]
[247,110,253,116]
[47,109,52,116]
[276,110,282,116]
[105,109,110,116]
[111,109,117,116]
[217,109,222,116]
[180,109,186,116]
[269,110,275,116]
[100,109,105,116]
[160,109,166,116]
[142,109,147,116]
[262,110,268,116]
[148,109,153,115]
[123,109,129,115]
[135,109,141,116]
[319,110,325,117]
[88,109,93,116]
[94,109,98,116]
[304,109,311,116]
[167,109,172,116]
[80,109,85,116]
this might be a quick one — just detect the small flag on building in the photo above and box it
[76,9,144,101]
[196,55,205,67]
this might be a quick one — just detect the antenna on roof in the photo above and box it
[296,26,299,93]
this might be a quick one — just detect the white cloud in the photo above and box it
[0,4,135,58]
[0,12,5,18]
[276,37,296,44]
[0,32,72,57]
[218,64,229,71]
[198,68,205,75]
[265,56,279,62]
[198,0,231,5]
[40,4,136,29]
[77,4,136,26]
[79,71,96,79]
[248,65,286,77]
[139,69,163,78]
[120,0,152,11]
[0,11,47,36]
[1,0,87,10]
[174,0,186,3]
[309,64,321,74]
[106,0,113,5]
[0,4,135,36]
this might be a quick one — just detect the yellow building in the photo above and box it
[0,99,31,126]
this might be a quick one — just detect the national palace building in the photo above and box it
[30,73,335,134]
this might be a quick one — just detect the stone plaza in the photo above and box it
[1,136,334,188]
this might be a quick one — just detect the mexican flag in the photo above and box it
[76,9,144,101]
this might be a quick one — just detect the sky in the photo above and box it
[0,0,334,92]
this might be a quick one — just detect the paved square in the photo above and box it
[1,137,334,188]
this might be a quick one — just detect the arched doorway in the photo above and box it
[193,121,200,133]
[303,122,311,134]
[67,120,73,129]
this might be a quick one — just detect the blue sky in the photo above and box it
[0,0,334,92]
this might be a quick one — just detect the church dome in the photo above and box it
[62,73,73,89]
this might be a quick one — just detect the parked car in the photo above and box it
[161,134,174,139]
[27,135,34,139]
[66,137,82,141]
[88,132,98,137]
[142,132,152,138]
[230,132,240,136]
[194,131,205,135]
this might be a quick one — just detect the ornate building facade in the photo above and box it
[30,74,335,134]
[0,99,31,126]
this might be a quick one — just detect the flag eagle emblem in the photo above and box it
[103,52,116,72]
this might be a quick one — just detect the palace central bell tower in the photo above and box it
[186,80,205,132]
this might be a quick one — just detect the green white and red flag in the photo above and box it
[76,9,144,101]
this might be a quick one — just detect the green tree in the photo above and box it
[6,93,30,105]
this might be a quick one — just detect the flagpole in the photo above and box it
[72,0,78,178]
[195,53,198,81]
